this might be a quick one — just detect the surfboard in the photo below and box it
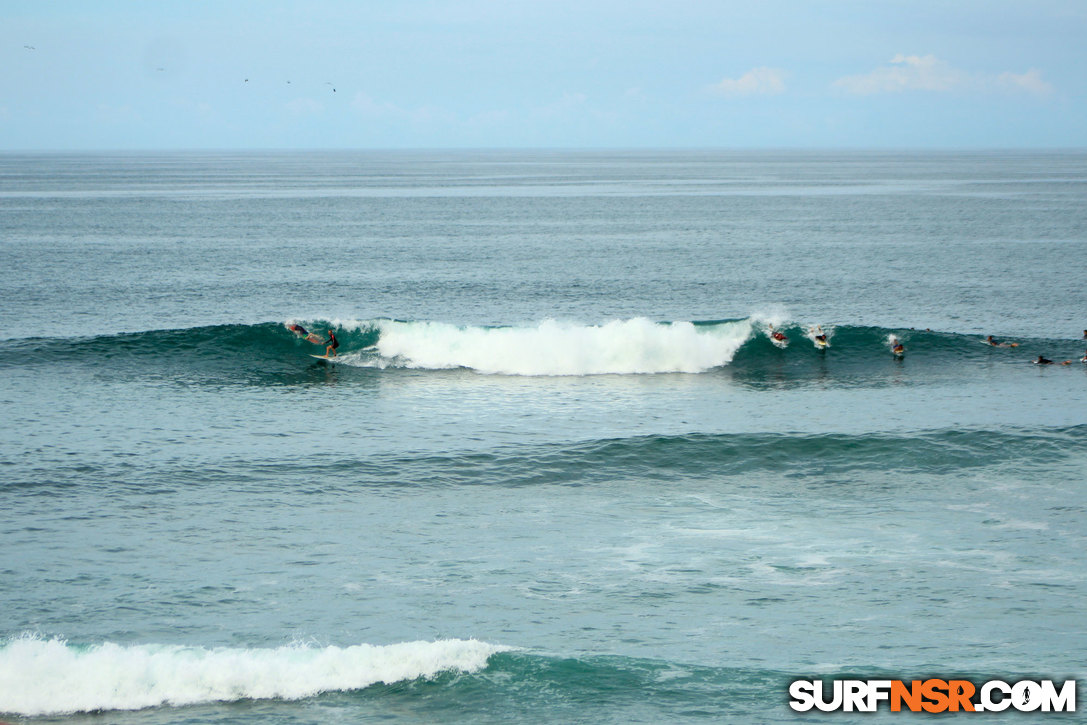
[311,354,336,362]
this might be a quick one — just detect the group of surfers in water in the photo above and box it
[769,325,1084,364]
[769,324,899,355]
[988,330,1087,366]
[769,325,831,345]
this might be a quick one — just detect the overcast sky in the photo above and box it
[2,0,1085,150]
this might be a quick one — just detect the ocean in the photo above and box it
[1,150,1085,723]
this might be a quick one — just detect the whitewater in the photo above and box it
[0,637,508,717]
[360,318,752,375]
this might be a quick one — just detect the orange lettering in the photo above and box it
[948,680,976,712]
[921,679,950,713]
[891,680,923,712]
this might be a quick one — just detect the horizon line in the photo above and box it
[3,146,1086,155]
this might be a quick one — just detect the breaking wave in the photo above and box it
[0,316,1079,380]
[0,635,510,716]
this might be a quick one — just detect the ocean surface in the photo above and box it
[1,150,1086,723]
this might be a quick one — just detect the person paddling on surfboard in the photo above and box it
[287,322,323,345]
[323,329,339,358]
[892,338,904,356]
[1035,355,1053,365]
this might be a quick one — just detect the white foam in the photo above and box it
[0,635,510,716]
[369,318,753,375]
[748,306,791,329]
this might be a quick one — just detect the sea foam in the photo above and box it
[369,317,753,375]
[0,635,509,716]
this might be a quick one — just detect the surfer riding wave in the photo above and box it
[324,329,339,357]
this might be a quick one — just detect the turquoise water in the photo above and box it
[1,151,1086,723]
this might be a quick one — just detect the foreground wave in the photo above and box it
[10,426,1085,494]
[0,635,510,716]
[2,317,1079,380]
[1,635,1033,721]
[237,425,1087,487]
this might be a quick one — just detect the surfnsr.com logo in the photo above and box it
[789,678,1076,713]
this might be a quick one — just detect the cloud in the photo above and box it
[997,69,1053,95]
[834,55,961,94]
[835,55,1053,96]
[708,67,786,97]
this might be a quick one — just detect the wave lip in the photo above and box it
[0,635,510,716]
[372,318,754,375]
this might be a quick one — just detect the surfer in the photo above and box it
[769,324,787,343]
[323,329,339,357]
[1035,355,1053,365]
[288,324,309,336]
[986,335,1018,348]
[892,339,905,356]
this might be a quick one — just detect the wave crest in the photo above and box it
[370,318,753,375]
[0,635,510,716]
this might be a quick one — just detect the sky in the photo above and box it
[2,0,1085,150]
